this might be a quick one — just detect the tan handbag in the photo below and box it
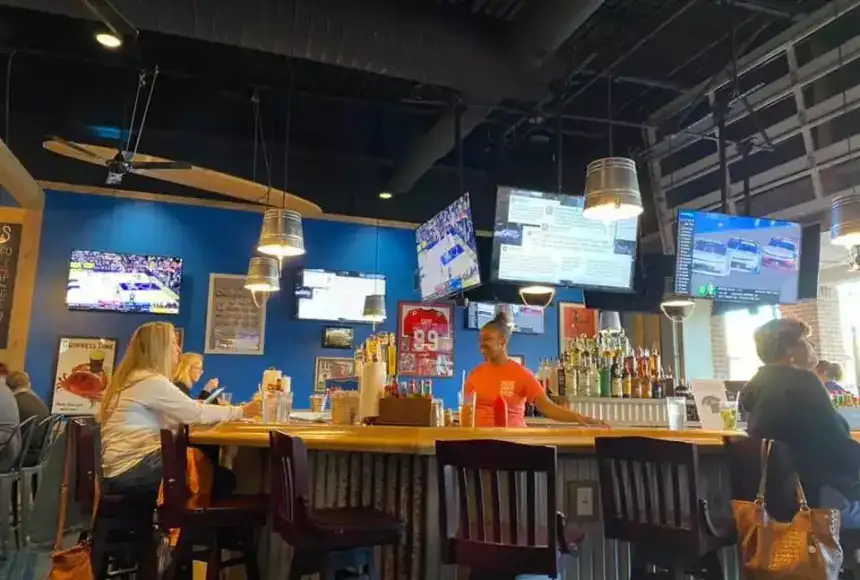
[732,439,843,580]
[49,425,94,580]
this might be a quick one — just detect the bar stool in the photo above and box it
[595,436,735,580]
[269,431,405,579]
[159,426,267,580]
[72,418,157,579]
[0,415,40,556]
[435,439,583,579]
[18,415,65,547]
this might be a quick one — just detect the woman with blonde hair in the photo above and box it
[173,352,219,400]
[100,321,260,493]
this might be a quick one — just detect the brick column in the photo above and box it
[779,286,848,364]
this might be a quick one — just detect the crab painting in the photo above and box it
[56,362,109,405]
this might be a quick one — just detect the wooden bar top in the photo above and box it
[191,423,751,454]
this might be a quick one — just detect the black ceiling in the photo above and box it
[0,0,830,234]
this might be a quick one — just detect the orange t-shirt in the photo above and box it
[465,360,545,427]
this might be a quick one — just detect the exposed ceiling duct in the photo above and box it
[385,0,605,195]
[0,0,540,100]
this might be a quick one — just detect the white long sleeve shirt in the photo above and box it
[101,371,243,479]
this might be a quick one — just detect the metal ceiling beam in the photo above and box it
[0,0,541,100]
[721,0,804,21]
[384,0,604,195]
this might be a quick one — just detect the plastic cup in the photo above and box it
[720,401,739,430]
[665,397,687,431]
[310,394,328,413]
[459,392,475,427]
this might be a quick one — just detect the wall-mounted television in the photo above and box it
[490,187,638,291]
[674,210,802,304]
[295,268,386,323]
[465,301,545,335]
[66,250,183,314]
[415,192,481,301]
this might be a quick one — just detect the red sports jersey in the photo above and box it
[403,307,449,338]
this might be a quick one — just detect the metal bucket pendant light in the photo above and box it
[363,217,386,323]
[583,76,643,221]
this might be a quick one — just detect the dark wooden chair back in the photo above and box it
[595,436,703,552]
[269,431,312,543]
[723,436,799,520]
[71,417,98,516]
[159,426,190,517]
[435,439,560,576]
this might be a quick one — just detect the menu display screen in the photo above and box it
[465,301,545,335]
[674,210,802,304]
[415,193,481,301]
[295,269,386,323]
[490,187,638,291]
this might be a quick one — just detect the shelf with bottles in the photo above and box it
[538,329,676,401]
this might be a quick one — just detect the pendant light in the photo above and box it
[830,15,860,248]
[583,75,643,221]
[519,285,555,308]
[244,256,280,293]
[363,220,386,323]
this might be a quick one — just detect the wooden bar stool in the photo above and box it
[71,417,157,580]
[159,426,267,580]
[435,439,583,579]
[595,436,735,580]
[269,431,405,579]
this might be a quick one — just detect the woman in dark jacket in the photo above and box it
[741,318,860,527]
[172,352,219,400]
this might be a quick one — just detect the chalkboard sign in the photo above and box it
[0,223,22,349]
[204,273,267,355]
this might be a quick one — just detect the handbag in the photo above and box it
[732,439,843,580]
[49,425,94,580]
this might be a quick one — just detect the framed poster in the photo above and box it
[396,301,454,378]
[559,302,598,354]
[314,357,356,393]
[204,274,266,355]
[51,336,118,415]
[322,326,353,350]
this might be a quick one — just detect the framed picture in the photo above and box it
[396,301,455,378]
[175,327,184,350]
[205,274,266,355]
[558,302,598,354]
[51,336,118,415]
[509,354,525,367]
[314,357,356,393]
[322,326,354,350]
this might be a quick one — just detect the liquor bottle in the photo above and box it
[598,354,611,398]
[548,359,560,396]
[621,356,633,398]
[610,353,623,398]
[557,358,567,397]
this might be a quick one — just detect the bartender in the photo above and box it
[465,312,608,428]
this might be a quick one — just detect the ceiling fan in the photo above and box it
[48,135,191,185]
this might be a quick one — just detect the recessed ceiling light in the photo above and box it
[95,32,122,49]
[378,191,393,200]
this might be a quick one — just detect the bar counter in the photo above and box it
[192,423,774,580]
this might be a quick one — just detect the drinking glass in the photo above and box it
[665,397,687,431]
[459,392,475,427]
[310,394,328,413]
[220,392,232,406]
[719,401,739,430]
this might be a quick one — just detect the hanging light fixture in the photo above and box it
[257,208,305,258]
[244,256,280,293]
[583,76,643,221]
[830,28,860,248]
[363,219,386,323]
[519,285,555,308]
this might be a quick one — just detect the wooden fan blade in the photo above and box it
[44,137,110,164]
[129,161,192,170]
[132,165,323,216]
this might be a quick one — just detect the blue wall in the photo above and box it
[26,191,583,408]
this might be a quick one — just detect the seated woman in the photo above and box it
[815,359,847,396]
[100,321,260,495]
[173,352,219,400]
[740,318,860,527]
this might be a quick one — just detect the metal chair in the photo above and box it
[0,416,39,557]
[18,415,65,547]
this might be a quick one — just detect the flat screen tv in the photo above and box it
[490,187,638,291]
[66,250,183,314]
[465,301,545,335]
[674,210,802,304]
[295,268,386,323]
[415,192,481,301]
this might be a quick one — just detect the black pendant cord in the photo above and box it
[282,0,299,209]
[557,96,564,194]
[607,74,614,157]
[252,92,273,206]
[455,100,464,196]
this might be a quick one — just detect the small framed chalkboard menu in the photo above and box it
[204,273,267,355]
[0,223,22,349]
